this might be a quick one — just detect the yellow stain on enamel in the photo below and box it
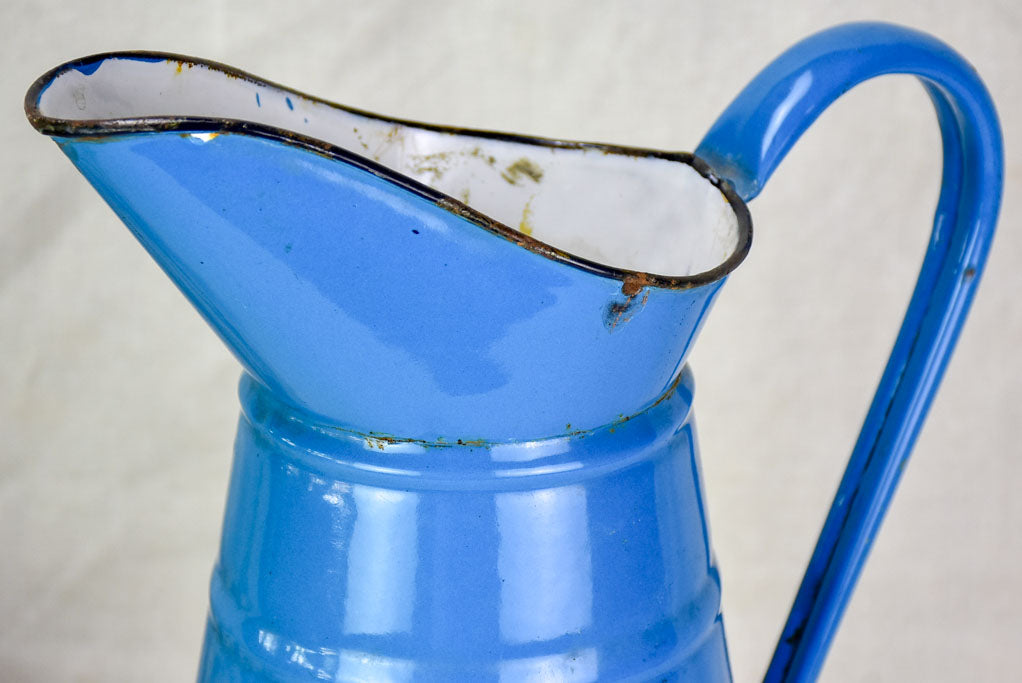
[518,196,535,236]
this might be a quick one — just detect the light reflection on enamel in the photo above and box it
[497,485,593,644]
[343,487,419,635]
[490,437,571,463]
[499,647,599,683]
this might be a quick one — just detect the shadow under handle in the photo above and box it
[695,22,1003,682]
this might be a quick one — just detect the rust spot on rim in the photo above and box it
[621,272,653,297]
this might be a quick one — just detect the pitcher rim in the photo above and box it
[25,50,752,291]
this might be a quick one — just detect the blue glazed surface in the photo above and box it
[197,368,731,681]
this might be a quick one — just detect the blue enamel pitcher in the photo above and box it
[25,23,1002,682]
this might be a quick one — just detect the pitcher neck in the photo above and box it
[238,367,697,477]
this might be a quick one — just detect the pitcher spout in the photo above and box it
[26,52,751,442]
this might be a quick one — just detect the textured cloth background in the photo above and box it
[2,1,1020,680]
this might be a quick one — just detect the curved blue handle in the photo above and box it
[697,22,1003,682]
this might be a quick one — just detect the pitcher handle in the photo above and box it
[696,22,1002,682]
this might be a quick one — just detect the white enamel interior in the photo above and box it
[39,57,741,277]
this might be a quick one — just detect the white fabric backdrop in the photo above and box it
[2,1,1019,680]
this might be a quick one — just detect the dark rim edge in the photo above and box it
[25,50,752,290]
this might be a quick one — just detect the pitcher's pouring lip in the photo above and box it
[25,50,752,290]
